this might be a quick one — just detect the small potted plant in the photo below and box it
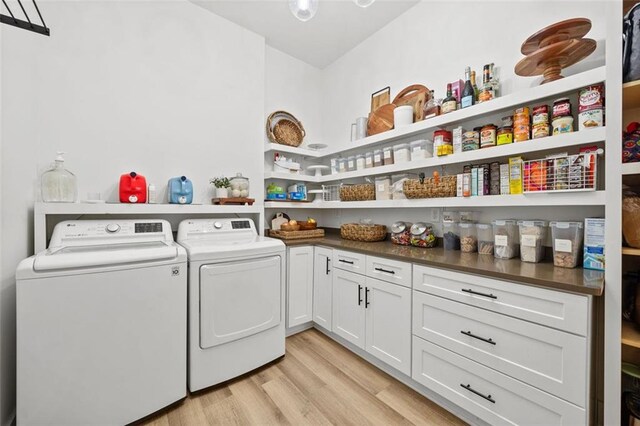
[210,176,230,198]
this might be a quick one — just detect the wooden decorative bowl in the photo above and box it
[280,223,301,232]
[298,222,318,231]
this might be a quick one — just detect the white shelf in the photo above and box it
[310,66,606,158]
[34,202,263,215]
[264,143,327,158]
[264,172,320,183]
[622,162,640,175]
[264,191,606,209]
[318,128,606,183]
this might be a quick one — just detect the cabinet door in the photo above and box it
[332,269,366,349]
[365,277,411,375]
[287,246,314,328]
[313,246,333,330]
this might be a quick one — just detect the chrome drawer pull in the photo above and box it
[460,330,496,345]
[339,259,354,265]
[374,267,395,274]
[461,288,497,299]
[460,383,496,403]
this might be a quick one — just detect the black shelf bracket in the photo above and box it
[1,0,49,36]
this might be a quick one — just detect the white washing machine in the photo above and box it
[16,219,187,425]
[177,218,285,392]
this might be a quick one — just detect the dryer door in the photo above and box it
[200,255,281,349]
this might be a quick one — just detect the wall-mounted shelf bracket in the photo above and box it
[1,0,49,36]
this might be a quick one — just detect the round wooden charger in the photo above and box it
[515,38,596,84]
[521,18,592,55]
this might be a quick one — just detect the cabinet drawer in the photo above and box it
[412,336,586,426]
[333,250,366,274]
[413,265,589,336]
[365,256,411,288]
[413,292,587,407]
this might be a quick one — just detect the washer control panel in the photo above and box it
[48,220,173,249]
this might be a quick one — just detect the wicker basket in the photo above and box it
[340,184,375,201]
[340,223,387,242]
[403,175,457,199]
[266,111,305,147]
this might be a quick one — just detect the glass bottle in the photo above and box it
[423,90,440,119]
[489,63,500,98]
[41,151,78,202]
[478,64,495,103]
[442,83,457,114]
[461,66,475,109]
[471,70,479,102]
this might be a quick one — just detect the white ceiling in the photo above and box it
[191,0,420,68]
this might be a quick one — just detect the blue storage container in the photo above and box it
[168,176,193,204]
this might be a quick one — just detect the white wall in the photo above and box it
[0,1,265,424]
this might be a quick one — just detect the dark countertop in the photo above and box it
[279,234,604,296]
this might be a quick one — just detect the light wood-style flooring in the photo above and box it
[140,328,466,426]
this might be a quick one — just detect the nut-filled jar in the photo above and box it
[391,221,413,246]
[409,222,436,248]
[480,124,497,148]
[459,223,477,253]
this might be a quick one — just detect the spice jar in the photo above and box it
[347,155,357,172]
[459,223,477,253]
[365,152,374,168]
[443,222,461,250]
[480,124,497,148]
[382,147,395,165]
[476,224,494,255]
[391,221,413,246]
[462,130,480,151]
[434,129,453,156]
[518,220,547,263]
[373,149,383,167]
[492,219,519,259]
[409,222,436,248]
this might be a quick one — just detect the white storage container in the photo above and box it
[375,176,392,200]
[410,139,434,160]
[517,220,548,263]
[393,143,411,163]
[356,154,366,170]
[365,152,374,169]
[492,219,519,259]
[550,221,584,268]
[391,173,416,200]
[347,155,357,172]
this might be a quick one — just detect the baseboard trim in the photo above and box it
[286,321,314,337]
[311,324,489,426]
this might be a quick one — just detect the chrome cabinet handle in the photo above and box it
[460,330,496,345]
[460,384,495,403]
[461,288,497,299]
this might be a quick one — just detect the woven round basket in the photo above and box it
[340,223,387,242]
[266,111,306,147]
[340,184,375,201]
[403,175,457,199]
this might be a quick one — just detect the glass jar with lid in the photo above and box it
[391,221,412,246]
[410,222,436,248]
[382,146,395,165]
[41,151,78,202]
[229,172,250,197]
[347,155,357,172]
[356,154,366,170]
[364,152,374,168]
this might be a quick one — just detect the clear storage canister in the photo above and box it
[338,158,347,173]
[476,224,494,255]
[356,154,366,170]
[383,146,395,165]
[373,149,384,167]
[410,139,433,160]
[391,221,412,246]
[347,155,357,172]
[443,222,461,250]
[459,223,477,253]
[492,219,519,259]
[375,176,391,200]
[393,143,411,163]
[365,151,374,169]
[410,222,436,248]
[518,220,547,263]
[550,221,584,268]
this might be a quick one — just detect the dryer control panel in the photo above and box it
[177,218,257,240]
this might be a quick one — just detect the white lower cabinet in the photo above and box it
[332,268,366,348]
[365,277,411,375]
[286,246,314,328]
[313,247,333,330]
[412,336,586,426]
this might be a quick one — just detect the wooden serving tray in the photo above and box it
[269,228,325,240]
[212,197,255,205]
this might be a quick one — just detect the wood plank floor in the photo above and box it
[139,329,466,426]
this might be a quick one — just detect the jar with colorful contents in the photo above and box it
[532,104,550,139]
[513,107,530,142]
[391,221,412,246]
[434,129,453,156]
[462,130,479,151]
[480,124,497,148]
[497,116,513,146]
[409,222,436,248]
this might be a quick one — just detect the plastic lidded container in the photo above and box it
[373,149,384,167]
[410,222,436,248]
[550,221,584,268]
[410,139,433,160]
[459,223,477,253]
[476,224,494,255]
[443,222,461,250]
[492,219,519,259]
[365,152,374,168]
[338,158,347,173]
[383,146,395,165]
[391,221,413,246]
[443,211,460,223]
[375,176,391,200]
[356,154,366,170]
[517,220,548,263]
[347,155,357,172]
[459,211,478,223]
[393,143,411,163]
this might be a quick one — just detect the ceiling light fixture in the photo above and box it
[354,0,375,7]
[289,0,319,22]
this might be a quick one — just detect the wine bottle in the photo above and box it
[471,70,479,102]
[461,67,474,109]
[442,83,457,114]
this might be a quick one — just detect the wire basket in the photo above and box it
[322,184,341,202]
[523,150,601,193]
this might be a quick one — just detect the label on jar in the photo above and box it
[348,160,355,169]
[384,150,391,159]
[377,183,385,191]
[532,124,550,139]
[495,235,508,246]
[553,100,571,117]
[579,109,604,130]
[365,157,373,167]
[442,100,457,114]
[521,234,538,247]
[579,84,605,112]
[555,238,573,252]
[374,153,381,163]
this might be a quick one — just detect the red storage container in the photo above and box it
[119,172,147,203]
